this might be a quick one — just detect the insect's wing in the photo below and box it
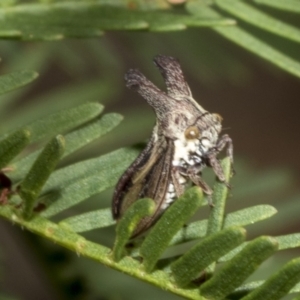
[112,136,174,237]
[112,135,156,219]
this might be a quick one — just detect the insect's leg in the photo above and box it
[206,151,231,191]
[207,150,224,179]
[216,134,234,173]
[215,134,233,160]
[189,173,214,206]
[206,134,234,184]
[172,167,185,198]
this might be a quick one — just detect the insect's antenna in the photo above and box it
[221,127,231,132]
[125,69,173,121]
[153,55,192,99]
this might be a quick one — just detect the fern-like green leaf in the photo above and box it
[40,147,139,218]
[0,57,299,299]
[0,70,38,96]
[241,258,300,300]
[170,204,277,245]
[223,205,277,228]
[187,2,300,78]
[220,232,300,263]
[24,102,103,143]
[112,198,155,261]
[19,135,65,219]
[171,227,246,287]
[0,149,299,300]
[277,233,300,250]
[200,236,278,299]
[0,2,233,40]
[206,157,232,235]
[0,129,30,170]
[4,78,115,131]
[216,0,300,43]
[0,204,202,300]
[254,0,300,13]
[59,208,114,232]
[140,187,203,272]
[12,112,123,182]
[0,45,53,118]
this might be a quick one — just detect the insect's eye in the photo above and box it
[213,113,223,123]
[185,126,200,140]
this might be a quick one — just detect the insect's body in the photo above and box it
[112,55,233,238]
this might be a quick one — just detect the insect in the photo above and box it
[112,55,233,238]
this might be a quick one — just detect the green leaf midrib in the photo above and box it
[0,205,203,300]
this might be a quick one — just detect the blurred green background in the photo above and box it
[0,2,300,299]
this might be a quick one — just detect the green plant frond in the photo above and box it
[0,45,53,117]
[22,0,171,10]
[0,70,38,96]
[140,187,204,272]
[0,2,233,40]
[223,205,277,228]
[8,102,105,181]
[11,112,123,182]
[39,147,139,218]
[170,204,277,246]
[1,101,103,148]
[220,232,300,263]
[113,198,156,262]
[0,129,30,170]
[0,203,203,300]
[59,203,276,241]
[1,149,300,299]
[62,113,123,157]
[230,281,265,298]
[3,42,51,71]
[0,108,296,300]
[241,258,300,300]
[288,282,300,294]
[171,227,246,287]
[292,292,300,300]
[39,147,138,194]
[276,233,300,250]
[216,0,300,43]
[187,2,300,79]
[19,135,65,219]
[24,102,104,144]
[227,278,300,299]
[200,236,278,299]
[4,78,116,132]
[0,44,299,299]
[0,1,299,81]
[254,0,300,13]
[206,157,232,236]
[59,208,114,232]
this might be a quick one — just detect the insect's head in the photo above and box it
[125,55,223,146]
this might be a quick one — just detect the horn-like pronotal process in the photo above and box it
[112,55,233,238]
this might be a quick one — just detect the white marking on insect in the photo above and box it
[200,137,213,152]
[173,134,200,167]
[168,183,175,192]
[167,193,176,200]
[179,176,186,184]
[162,190,177,209]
